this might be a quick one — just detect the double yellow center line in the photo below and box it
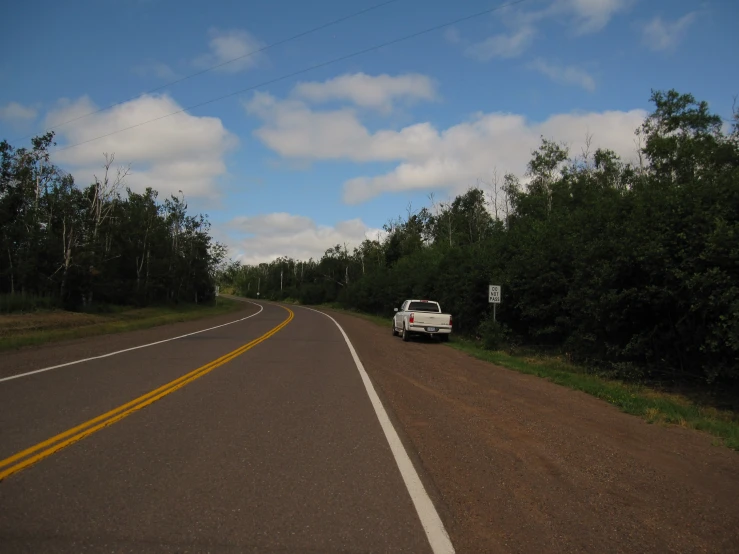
[0,306,293,481]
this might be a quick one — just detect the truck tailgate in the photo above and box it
[413,313,449,326]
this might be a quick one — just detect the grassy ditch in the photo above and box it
[316,303,739,451]
[0,297,242,351]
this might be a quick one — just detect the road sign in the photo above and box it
[215,286,220,297]
[488,285,501,304]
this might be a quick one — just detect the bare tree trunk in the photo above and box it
[85,153,129,306]
[145,249,150,297]
[489,169,500,220]
[7,247,14,295]
[61,220,74,300]
[135,229,149,293]
[468,196,475,243]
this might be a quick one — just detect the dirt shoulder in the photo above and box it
[326,308,739,554]
[0,299,258,380]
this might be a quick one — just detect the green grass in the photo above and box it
[0,297,242,352]
[318,304,739,451]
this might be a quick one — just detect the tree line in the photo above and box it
[0,133,224,310]
[220,90,739,388]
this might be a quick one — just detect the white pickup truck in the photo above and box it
[392,299,452,342]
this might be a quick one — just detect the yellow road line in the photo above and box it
[0,306,293,481]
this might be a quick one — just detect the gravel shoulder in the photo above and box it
[326,308,739,554]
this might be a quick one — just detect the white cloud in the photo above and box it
[230,212,315,236]
[133,60,178,80]
[226,213,386,264]
[293,73,437,113]
[0,101,38,122]
[193,28,265,73]
[452,0,631,60]
[557,0,632,34]
[246,89,647,205]
[46,94,238,198]
[641,12,696,52]
[528,58,596,91]
[464,26,536,60]
[245,91,437,162]
[342,109,645,204]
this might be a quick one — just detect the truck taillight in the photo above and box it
[409,313,415,324]
[449,315,453,326]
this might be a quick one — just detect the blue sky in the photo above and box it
[1,0,737,263]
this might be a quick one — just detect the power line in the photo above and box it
[13,0,401,143]
[52,0,527,155]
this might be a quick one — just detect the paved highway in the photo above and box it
[0,301,452,553]
[2,299,738,553]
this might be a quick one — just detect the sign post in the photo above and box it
[488,285,501,322]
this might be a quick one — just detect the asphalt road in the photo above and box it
[0,301,446,553]
[2,300,738,554]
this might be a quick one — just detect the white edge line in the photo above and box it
[0,302,264,384]
[299,305,456,554]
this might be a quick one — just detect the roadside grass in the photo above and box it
[317,304,739,451]
[0,297,242,352]
[278,297,303,305]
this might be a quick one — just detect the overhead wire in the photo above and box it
[52,0,528,154]
[12,0,401,142]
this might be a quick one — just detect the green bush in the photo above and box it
[477,315,509,351]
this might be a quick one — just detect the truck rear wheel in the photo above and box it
[402,325,410,342]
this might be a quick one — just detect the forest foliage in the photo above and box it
[221,90,739,387]
[0,133,224,310]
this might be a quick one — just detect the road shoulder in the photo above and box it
[324,307,739,554]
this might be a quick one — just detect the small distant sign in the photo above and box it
[215,286,220,297]
[488,285,501,304]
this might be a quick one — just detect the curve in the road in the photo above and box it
[0,304,293,482]
[0,302,265,384]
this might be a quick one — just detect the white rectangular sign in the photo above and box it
[488,285,501,304]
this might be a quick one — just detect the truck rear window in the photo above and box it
[408,301,440,312]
